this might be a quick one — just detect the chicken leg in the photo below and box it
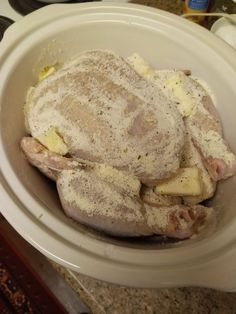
[21,137,213,239]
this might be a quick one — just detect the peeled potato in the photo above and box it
[37,127,68,155]
[154,167,202,196]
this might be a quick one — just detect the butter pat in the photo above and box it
[38,128,68,155]
[127,53,156,79]
[164,72,196,117]
[38,65,56,81]
[127,55,196,117]
[155,167,202,196]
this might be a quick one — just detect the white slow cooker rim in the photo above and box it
[1,2,236,288]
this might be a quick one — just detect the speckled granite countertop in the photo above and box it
[51,262,236,314]
[130,0,183,15]
[51,1,236,313]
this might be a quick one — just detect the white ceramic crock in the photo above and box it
[1,3,236,290]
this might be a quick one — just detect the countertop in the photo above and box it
[50,1,236,313]
[51,262,236,314]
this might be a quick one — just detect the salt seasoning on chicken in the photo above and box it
[21,136,213,239]
[26,50,185,185]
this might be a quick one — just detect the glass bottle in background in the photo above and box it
[183,0,210,23]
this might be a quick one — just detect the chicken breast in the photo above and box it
[25,50,185,185]
[21,137,213,239]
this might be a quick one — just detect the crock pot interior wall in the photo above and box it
[1,19,236,248]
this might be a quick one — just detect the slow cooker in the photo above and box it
[1,3,236,290]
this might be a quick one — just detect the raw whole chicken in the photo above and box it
[21,50,236,240]
[25,50,185,186]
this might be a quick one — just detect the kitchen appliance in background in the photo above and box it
[0,0,36,39]
[207,0,236,28]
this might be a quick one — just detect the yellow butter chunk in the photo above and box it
[127,55,196,117]
[164,73,196,117]
[127,53,156,79]
[154,167,202,196]
[38,128,68,155]
[38,65,56,81]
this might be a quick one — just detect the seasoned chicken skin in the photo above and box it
[21,137,213,239]
[153,70,236,182]
[26,50,185,186]
[128,53,236,182]
[181,131,216,205]
[22,51,236,240]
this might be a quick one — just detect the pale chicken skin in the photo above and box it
[21,137,212,239]
[26,50,185,186]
